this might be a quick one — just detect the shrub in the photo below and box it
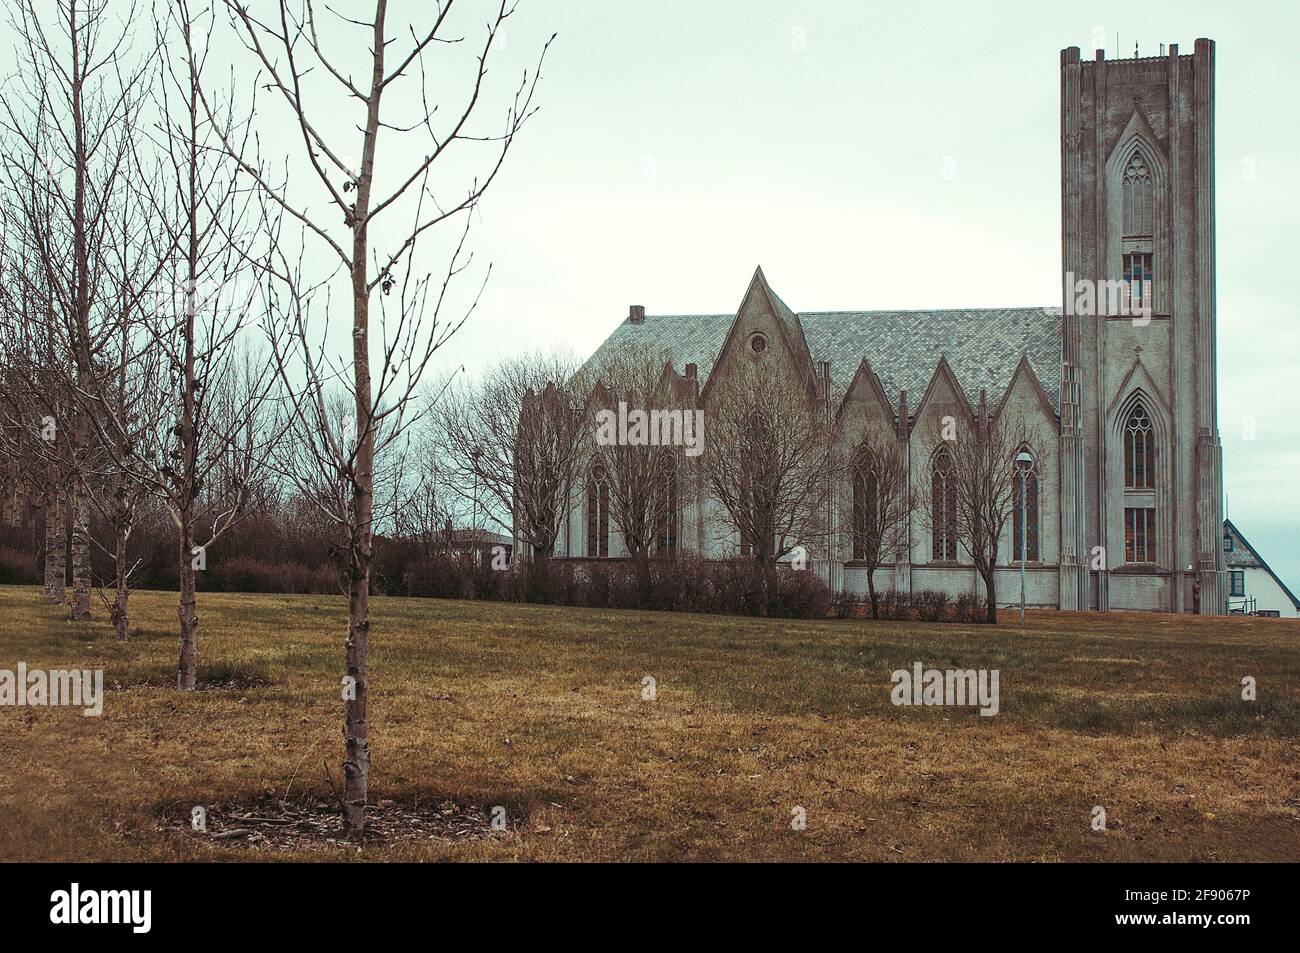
[952,591,989,623]
[771,567,833,618]
[914,589,950,622]
[830,589,857,619]
[877,588,906,620]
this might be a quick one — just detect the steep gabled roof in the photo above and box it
[1224,518,1300,610]
[581,298,1062,415]
[911,355,976,431]
[836,358,894,425]
[993,352,1061,433]
[699,266,818,402]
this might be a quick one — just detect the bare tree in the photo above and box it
[0,0,153,622]
[0,198,75,604]
[917,403,1040,623]
[586,346,689,601]
[222,0,551,837]
[391,448,459,559]
[438,351,585,575]
[702,362,837,614]
[842,427,911,619]
[31,0,288,680]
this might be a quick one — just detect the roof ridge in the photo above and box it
[636,307,1060,319]
[800,306,1059,316]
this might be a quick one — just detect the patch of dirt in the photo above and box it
[167,793,506,851]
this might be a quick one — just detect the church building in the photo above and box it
[541,40,1226,614]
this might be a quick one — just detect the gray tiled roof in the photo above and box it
[583,307,1063,414]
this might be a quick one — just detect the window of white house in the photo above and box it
[1229,571,1245,597]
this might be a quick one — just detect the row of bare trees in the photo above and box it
[0,0,550,839]
[434,344,1040,623]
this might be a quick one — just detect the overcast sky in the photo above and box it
[7,1,1298,594]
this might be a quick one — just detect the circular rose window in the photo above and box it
[749,333,767,353]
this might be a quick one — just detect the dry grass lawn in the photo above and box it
[1,584,1298,861]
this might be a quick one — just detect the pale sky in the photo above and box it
[6,0,1298,593]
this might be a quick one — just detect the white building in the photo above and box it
[1222,519,1299,618]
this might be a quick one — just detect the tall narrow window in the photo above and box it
[852,464,878,561]
[1122,150,1155,312]
[1123,404,1155,489]
[1123,252,1153,312]
[1124,506,1156,562]
[1122,151,1153,235]
[586,462,609,557]
[1012,459,1039,562]
[656,460,678,552]
[1229,571,1245,597]
[931,448,957,561]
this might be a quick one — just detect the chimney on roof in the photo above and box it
[685,362,697,380]
[629,305,645,324]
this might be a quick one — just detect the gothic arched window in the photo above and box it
[1123,404,1155,489]
[1122,401,1157,563]
[1122,149,1155,312]
[852,460,878,561]
[931,447,957,561]
[586,462,610,558]
[1122,151,1153,237]
[1011,452,1039,562]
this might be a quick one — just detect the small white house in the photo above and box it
[1222,519,1300,618]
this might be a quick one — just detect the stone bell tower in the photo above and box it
[1059,39,1225,614]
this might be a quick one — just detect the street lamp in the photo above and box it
[1014,450,1035,627]
[470,446,482,562]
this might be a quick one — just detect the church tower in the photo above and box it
[1059,40,1225,614]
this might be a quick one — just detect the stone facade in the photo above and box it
[528,40,1226,614]
[1059,39,1225,613]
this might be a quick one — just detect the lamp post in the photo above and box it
[1014,450,1034,627]
[470,446,481,563]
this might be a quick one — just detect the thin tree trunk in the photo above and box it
[983,566,997,624]
[867,572,879,620]
[633,546,652,607]
[67,0,93,623]
[67,472,91,620]
[341,4,387,838]
[177,520,198,690]
[343,520,372,836]
[175,43,201,691]
[43,483,65,603]
[112,518,129,640]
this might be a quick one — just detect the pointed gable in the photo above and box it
[700,266,817,402]
[836,359,896,444]
[911,356,975,441]
[993,353,1060,433]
